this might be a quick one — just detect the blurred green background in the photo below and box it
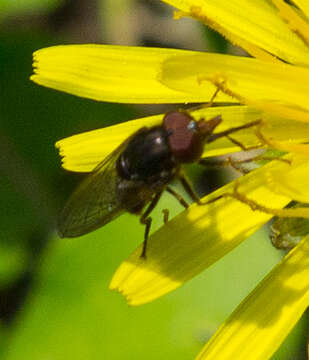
[0,1,308,359]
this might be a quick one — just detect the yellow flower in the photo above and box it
[31,1,309,359]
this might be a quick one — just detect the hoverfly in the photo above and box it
[58,111,260,258]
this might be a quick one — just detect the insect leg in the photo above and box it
[165,186,190,209]
[140,191,163,258]
[178,173,202,205]
[225,134,262,151]
[199,156,250,174]
[179,171,230,206]
[162,209,169,224]
[199,154,291,175]
[140,218,151,259]
[207,119,262,143]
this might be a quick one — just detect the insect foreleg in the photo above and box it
[225,134,262,151]
[208,119,262,143]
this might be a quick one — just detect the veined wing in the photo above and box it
[58,129,145,238]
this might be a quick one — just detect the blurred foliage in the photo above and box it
[0,1,308,359]
[3,221,298,360]
[0,0,63,19]
[0,26,137,328]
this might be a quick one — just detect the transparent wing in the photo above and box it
[58,130,145,238]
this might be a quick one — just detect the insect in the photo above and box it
[58,111,260,258]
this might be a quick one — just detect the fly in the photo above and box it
[58,111,260,258]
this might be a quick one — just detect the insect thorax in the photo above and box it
[116,126,179,186]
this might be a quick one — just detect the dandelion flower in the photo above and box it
[31,1,309,359]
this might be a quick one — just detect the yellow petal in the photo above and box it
[259,139,309,155]
[161,53,309,115]
[293,0,309,20]
[252,103,309,124]
[56,113,162,172]
[254,122,309,154]
[271,0,309,46]
[162,0,309,65]
[56,105,309,172]
[110,159,291,305]
[196,235,309,360]
[31,44,221,104]
[55,105,259,172]
[266,154,309,203]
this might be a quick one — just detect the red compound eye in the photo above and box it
[163,111,204,163]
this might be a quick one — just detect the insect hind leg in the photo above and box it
[140,217,152,259]
[139,191,163,259]
[178,173,202,205]
[166,186,190,208]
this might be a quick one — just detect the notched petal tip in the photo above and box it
[30,44,206,104]
[29,74,36,82]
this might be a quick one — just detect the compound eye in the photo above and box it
[163,111,203,163]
